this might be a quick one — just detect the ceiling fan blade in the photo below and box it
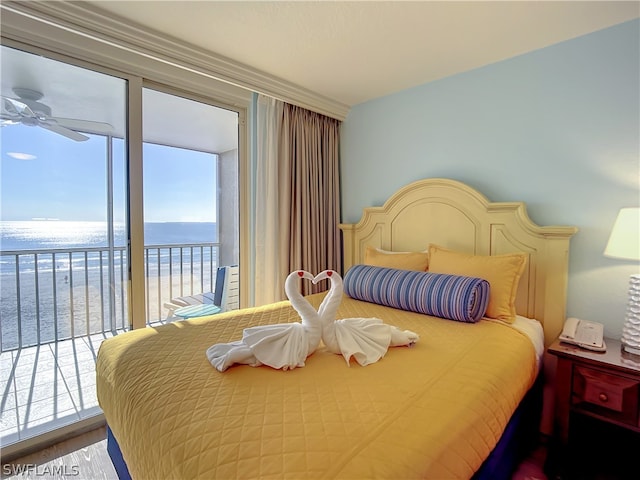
[2,96,36,118]
[1,113,21,125]
[39,122,89,141]
[52,117,114,134]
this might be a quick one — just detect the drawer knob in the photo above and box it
[598,393,608,402]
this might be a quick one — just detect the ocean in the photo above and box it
[0,221,219,350]
[0,221,217,251]
[0,221,218,275]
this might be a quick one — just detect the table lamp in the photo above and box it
[604,207,640,355]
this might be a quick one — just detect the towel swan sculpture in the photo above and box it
[313,270,419,366]
[206,270,322,372]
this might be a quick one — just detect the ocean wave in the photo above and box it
[0,253,216,276]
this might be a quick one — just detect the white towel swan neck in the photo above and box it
[206,270,322,372]
[313,270,419,366]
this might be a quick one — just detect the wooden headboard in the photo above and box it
[339,178,578,346]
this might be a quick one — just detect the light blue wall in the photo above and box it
[340,19,640,338]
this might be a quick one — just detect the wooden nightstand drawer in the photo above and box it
[572,365,640,426]
[548,338,640,478]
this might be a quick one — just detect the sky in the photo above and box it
[0,124,218,223]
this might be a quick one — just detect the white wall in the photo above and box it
[340,19,640,339]
[219,149,239,268]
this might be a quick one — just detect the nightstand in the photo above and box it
[546,337,640,479]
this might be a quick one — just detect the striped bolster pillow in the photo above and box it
[343,265,490,323]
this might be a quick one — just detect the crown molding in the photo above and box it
[1,1,349,120]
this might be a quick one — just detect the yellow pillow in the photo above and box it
[427,244,527,323]
[363,246,429,271]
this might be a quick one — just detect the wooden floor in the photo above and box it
[1,427,549,480]
[512,442,549,480]
[1,427,116,480]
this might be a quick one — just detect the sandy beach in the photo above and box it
[0,257,217,351]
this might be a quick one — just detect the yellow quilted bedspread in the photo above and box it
[96,294,537,480]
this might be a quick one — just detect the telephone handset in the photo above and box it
[560,317,606,352]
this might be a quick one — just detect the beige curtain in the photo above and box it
[281,103,341,296]
[254,96,341,303]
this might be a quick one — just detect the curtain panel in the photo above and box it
[254,96,341,303]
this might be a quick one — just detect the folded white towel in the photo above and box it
[206,341,261,371]
[206,270,322,372]
[314,270,419,366]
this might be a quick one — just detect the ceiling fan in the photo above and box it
[1,87,114,141]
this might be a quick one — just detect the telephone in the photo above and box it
[560,317,606,352]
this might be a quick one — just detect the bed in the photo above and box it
[97,178,577,479]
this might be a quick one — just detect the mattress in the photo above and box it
[96,293,539,479]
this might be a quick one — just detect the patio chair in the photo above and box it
[164,264,239,320]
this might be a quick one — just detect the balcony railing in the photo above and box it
[0,243,219,352]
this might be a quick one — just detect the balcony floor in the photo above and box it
[0,331,125,448]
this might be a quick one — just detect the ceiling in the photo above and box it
[89,0,640,107]
[1,1,638,153]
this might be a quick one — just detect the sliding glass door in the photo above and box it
[0,45,128,445]
[0,43,242,451]
[141,88,239,322]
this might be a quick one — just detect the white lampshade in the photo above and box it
[604,208,640,260]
